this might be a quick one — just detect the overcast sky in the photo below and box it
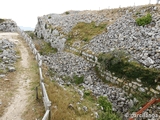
[0,0,158,28]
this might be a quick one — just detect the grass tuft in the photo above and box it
[97,96,122,120]
[136,13,152,26]
[67,21,107,46]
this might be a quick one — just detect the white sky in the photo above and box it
[0,0,158,28]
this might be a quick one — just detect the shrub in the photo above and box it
[97,50,160,87]
[72,75,84,85]
[65,11,70,15]
[136,13,152,26]
[84,90,91,97]
[39,42,58,55]
[98,96,121,120]
[0,19,5,23]
[98,50,128,70]
[25,31,36,39]
[98,96,112,112]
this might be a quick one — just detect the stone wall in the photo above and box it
[67,46,160,95]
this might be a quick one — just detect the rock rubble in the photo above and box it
[0,39,18,75]
[0,19,17,32]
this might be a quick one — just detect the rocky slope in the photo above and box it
[0,4,160,120]
[35,5,160,69]
[33,4,160,119]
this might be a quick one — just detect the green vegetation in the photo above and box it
[0,49,3,53]
[65,11,70,15]
[39,42,57,55]
[94,65,107,83]
[129,92,152,113]
[61,74,84,85]
[25,31,35,39]
[41,34,44,39]
[72,75,84,85]
[67,21,107,45]
[48,16,51,19]
[98,96,122,120]
[98,50,160,87]
[136,13,152,26]
[43,71,98,120]
[0,19,5,23]
[0,58,2,62]
[25,31,58,55]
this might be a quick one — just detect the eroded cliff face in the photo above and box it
[0,19,17,32]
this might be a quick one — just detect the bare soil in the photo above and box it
[0,33,43,120]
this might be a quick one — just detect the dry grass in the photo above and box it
[0,38,21,117]
[67,21,107,49]
[0,71,18,117]
[21,57,44,120]
[42,66,98,120]
[17,36,45,120]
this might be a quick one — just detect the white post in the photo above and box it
[42,110,50,120]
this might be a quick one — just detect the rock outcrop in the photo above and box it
[0,19,17,32]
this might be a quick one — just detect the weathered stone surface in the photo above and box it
[0,74,6,78]
[43,52,137,116]
[0,19,17,32]
[156,85,160,91]
[138,87,146,92]
[0,39,17,74]
[33,5,160,118]
[8,66,16,72]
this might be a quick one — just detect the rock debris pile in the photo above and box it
[0,39,19,77]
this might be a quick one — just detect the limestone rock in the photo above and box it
[8,66,16,72]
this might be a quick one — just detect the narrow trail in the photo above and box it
[0,33,32,120]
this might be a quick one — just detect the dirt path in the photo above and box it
[0,32,32,120]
